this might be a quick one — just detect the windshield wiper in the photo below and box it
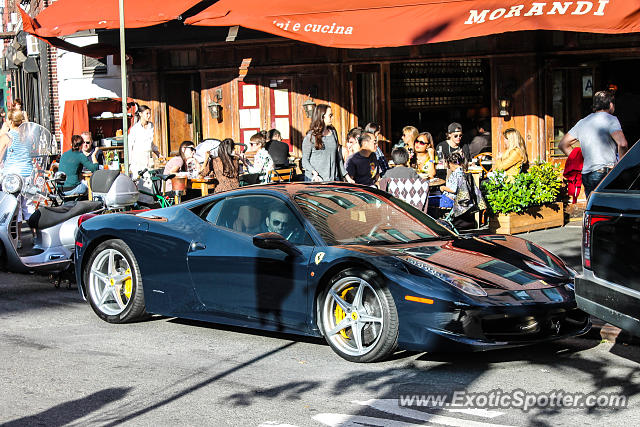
[406,236,455,243]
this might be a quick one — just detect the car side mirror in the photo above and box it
[253,232,302,257]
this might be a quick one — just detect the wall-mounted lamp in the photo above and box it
[208,89,223,120]
[302,98,316,119]
[498,98,511,117]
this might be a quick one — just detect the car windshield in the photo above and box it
[294,187,453,245]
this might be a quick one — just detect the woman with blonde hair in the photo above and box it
[494,128,528,177]
[0,110,32,244]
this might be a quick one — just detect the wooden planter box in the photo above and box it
[489,202,564,234]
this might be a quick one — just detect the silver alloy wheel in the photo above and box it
[88,248,133,316]
[322,276,385,357]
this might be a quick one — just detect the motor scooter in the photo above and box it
[0,123,104,279]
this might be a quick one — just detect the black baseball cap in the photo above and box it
[447,122,462,134]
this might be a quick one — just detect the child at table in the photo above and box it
[438,151,466,209]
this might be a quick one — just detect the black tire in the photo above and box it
[319,268,398,362]
[83,239,147,323]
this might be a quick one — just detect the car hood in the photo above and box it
[341,234,573,290]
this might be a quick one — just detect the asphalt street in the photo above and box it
[1,224,639,426]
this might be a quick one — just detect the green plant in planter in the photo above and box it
[481,162,563,215]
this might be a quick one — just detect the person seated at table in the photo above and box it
[80,132,104,167]
[382,147,419,179]
[341,127,362,169]
[415,132,436,179]
[436,122,471,163]
[364,122,390,176]
[345,132,380,187]
[243,132,274,182]
[212,138,240,193]
[494,128,528,177]
[164,140,203,192]
[265,128,290,168]
[59,134,99,195]
[438,151,467,209]
[394,125,418,168]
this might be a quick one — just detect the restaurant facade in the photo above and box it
[16,1,640,167]
[108,28,640,168]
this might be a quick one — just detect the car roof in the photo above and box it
[223,182,378,198]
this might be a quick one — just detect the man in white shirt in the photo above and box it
[559,90,628,197]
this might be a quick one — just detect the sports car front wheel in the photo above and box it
[84,239,147,323]
[320,269,398,362]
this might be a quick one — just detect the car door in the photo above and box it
[187,194,315,331]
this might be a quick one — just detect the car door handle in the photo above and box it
[189,241,206,252]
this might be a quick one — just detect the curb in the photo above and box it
[588,317,640,345]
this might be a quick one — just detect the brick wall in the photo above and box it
[47,44,60,141]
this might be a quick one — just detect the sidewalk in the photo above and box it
[516,223,637,345]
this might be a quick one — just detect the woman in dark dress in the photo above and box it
[211,138,240,193]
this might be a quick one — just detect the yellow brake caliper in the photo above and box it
[334,287,353,339]
[123,268,133,299]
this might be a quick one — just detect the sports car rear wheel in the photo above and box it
[320,269,398,362]
[85,239,146,323]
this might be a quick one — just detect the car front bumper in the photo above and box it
[398,300,591,352]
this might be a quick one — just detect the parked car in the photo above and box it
[74,183,589,362]
[575,142,640,337]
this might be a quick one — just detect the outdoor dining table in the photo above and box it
[187,177,217,197]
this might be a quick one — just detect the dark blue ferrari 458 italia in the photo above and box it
[74,183,590,362]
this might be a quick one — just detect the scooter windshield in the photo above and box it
[17,123,57,202]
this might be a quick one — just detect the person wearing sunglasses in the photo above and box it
[415,131,436,179]
[80,131,104,167]
[244,131,274,183]
[265,208,292,238]
[436,122,471,164]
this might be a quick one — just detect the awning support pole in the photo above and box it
[119,0,129,175]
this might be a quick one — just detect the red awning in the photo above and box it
[21,0,202,38]
[185,0,640,48]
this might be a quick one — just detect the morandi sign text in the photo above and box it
[465,1,610,24]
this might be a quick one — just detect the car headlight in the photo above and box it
[2,174,23,194]
[400,256,487,297]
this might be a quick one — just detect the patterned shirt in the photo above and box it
[246,148,274,183]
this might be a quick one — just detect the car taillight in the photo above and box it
[583,213,611,269]
[78,213,98,227]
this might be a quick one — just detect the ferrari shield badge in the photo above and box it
[315,252,325,265]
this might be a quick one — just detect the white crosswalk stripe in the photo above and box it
[354,399,513,427]
[313,413,430,427]
[262,398,513,427]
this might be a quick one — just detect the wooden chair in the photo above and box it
[268,167,295,183]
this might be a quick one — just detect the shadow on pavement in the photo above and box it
[3,387,131,427]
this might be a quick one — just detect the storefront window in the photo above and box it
[390,59,489,143]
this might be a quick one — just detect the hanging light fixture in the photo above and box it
[302,98,316,119]
[498,98,511,117]
[208,89,223,120]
